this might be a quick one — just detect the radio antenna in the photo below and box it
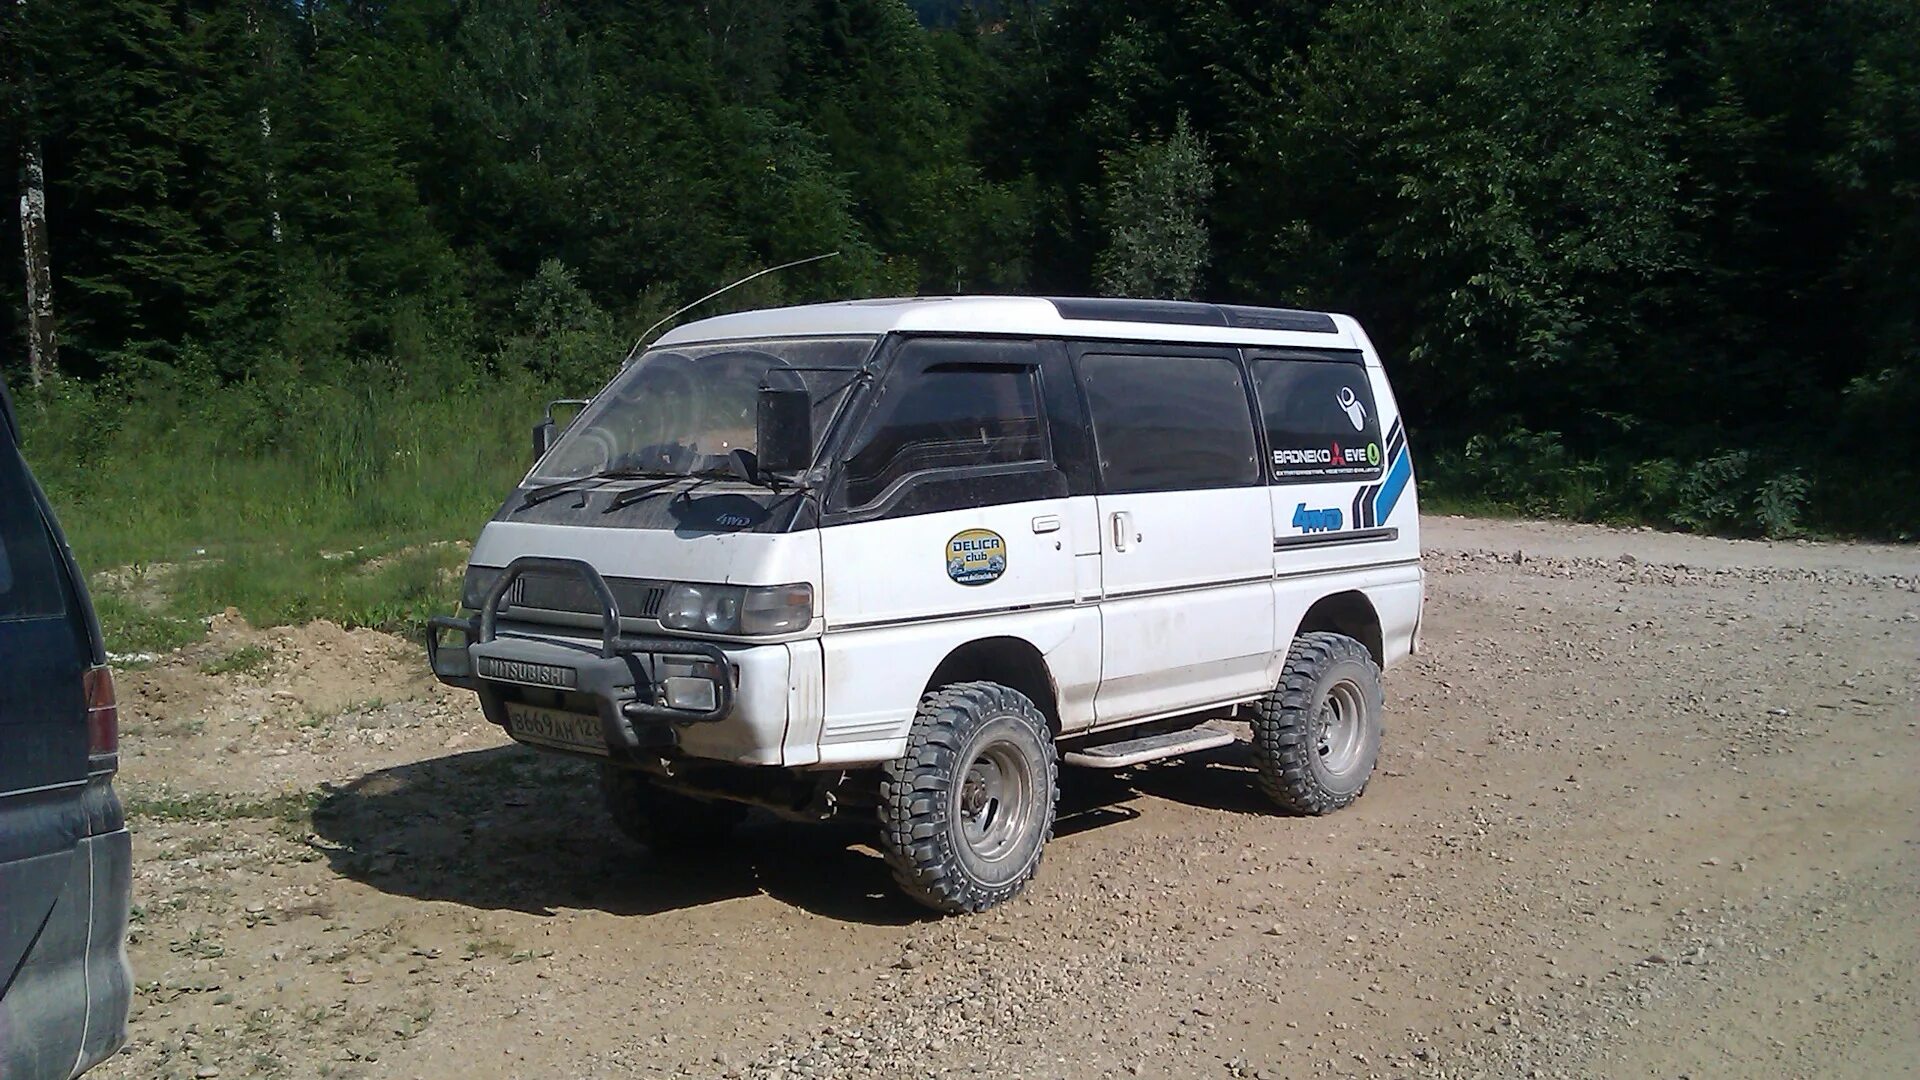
[624,251,840,365]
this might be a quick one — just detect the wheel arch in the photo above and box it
[1292,590,1384,667]
[923,636,1061,737]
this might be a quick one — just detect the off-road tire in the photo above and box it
[879,682,1058,914]
[600,765,749,855]
[1252,632,1384,815]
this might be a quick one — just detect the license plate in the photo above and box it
[504,704,607,756]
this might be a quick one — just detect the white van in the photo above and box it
[429,296,1422,913]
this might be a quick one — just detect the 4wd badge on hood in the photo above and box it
[946,529,1007,586]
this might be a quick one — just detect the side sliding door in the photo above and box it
[1075,344,1274,725]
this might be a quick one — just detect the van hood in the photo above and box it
[469,518,822,589]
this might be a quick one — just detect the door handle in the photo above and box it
[1031,514,1062,534]
[1111,511,1134,552]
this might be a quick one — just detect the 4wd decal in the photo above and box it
[1352,418,1413,528]
[946,529,1008,586]
[1292,503,1345,534]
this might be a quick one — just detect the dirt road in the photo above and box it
[98,516,1919,1080]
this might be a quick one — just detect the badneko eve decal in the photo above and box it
[1269,381,1383,480]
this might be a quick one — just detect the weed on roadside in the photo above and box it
[125,788,320,826]
[199,644,273,677]
[91,591,207,659]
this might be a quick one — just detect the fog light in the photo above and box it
[661,676,718,712]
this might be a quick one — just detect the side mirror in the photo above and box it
[756,387,813,472]
[531,398,591,463]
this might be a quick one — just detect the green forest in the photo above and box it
[3,0,1917,629]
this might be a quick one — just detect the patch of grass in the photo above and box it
[169,926,225,959]
[21,371,534,568]
[393,998,435,1041]
[125,788,321,825]
[15,370,540,649]
[162,540,470,636]
[200,643,273,677]
[90,591,207,659]
[462,934,516,961]
[125,714,206,739]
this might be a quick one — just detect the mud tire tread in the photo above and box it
[879,681,1058,915]
[1252,632,1385,815]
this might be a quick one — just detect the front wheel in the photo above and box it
[1252,632,1385,814]
[879,682,1058,914]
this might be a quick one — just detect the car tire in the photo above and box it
[1252,632,1384,815]
[600,765,748,854]
[879,681,1058,914]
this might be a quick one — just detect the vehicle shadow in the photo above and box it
[308,738,1273,923]
[307,745,923,924]
[1057,738,1275,831]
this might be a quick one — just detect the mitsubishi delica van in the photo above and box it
[428,296,1422,914]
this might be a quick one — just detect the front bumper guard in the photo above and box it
[426,556,736,759]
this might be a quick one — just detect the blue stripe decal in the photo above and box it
[1375,448,1412,522]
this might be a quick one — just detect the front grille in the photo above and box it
[511,571,665,620]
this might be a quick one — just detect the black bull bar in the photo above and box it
[426,556,736,758]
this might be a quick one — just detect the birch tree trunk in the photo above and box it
[245,2,281,245]
[19,141,57,386]
[16,0,57,385]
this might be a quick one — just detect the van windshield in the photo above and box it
[534,336,877,483]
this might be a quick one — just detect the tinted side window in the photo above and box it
[842,338,1048,509]
[1252,357,1385,482]
[0,448,67,620]
[1081,353,1260,493]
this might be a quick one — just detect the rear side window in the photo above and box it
[0,448,67,620]
[1081,353,1261,493]
[842,338,1048,509]
[1251,356,1385,482]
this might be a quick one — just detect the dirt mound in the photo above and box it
[126,610,431,723]
[118,611,494,799]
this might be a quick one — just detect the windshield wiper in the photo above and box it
[517,468,681,510]
[601,472,722,515]
[602,475,693,514]
[684,464,795,495]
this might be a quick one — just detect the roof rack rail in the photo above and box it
[1046,297,1337,334]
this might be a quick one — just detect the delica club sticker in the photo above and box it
[946,529,1007,586]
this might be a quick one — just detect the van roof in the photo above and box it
[653,296,1369,354]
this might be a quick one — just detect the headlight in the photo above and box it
[660,582,813,635]
[461,565,504,611]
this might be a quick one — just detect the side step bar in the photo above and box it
[1062,724,1238,769]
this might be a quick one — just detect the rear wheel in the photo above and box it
[879,682,1058,914]
[1252,632,1384,814]
[600,765,748,854]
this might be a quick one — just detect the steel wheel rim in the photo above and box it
[1316,679,1367,778]
[956,729,1035,866]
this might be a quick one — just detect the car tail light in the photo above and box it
[84,664,119,762]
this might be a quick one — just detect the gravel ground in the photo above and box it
[94,515,1918,1080]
